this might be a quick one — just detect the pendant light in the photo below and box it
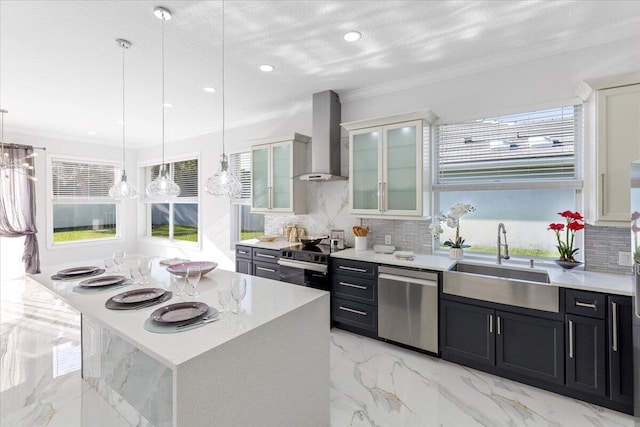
[146,6,180,200]
[109,39,137,199]
[204,0,242,197]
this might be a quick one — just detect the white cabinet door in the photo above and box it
[383,120,423,216]
[251,144,270,212]
[349,127,383,215]
[595,84,640,225]
[250,136,308,214]
[348,120,424,217]
[270,141,292,212]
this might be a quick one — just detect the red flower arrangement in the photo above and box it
[548,210,585,262]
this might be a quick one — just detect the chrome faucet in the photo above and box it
[497,223,510,264]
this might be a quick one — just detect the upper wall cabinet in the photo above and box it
[342,111,437,219]
[581,73,640,226]
[251,133,310,214]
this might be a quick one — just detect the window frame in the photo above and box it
[137,152,201,248]
[431,101,584,261]
[46,153,122,249]
[229,149,263,248]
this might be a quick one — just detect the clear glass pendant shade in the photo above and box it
[146,169,180,200]
[205,154,242,197]
[109,171,138,199]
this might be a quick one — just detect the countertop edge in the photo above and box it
[330,249,634,297]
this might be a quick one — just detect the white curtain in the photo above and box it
[0,145,40,274]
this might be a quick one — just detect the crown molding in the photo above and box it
[341,22,640,105]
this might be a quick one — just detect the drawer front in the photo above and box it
[235,259,252,275]
[332,297,377,333]
[252,248,280,264]
[236,245,252,260]
[565,289,606,319]
[331,274,377,305]
[331,258,377,278]
[253,260,280,280]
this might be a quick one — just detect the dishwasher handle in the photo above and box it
[378,273,437,287]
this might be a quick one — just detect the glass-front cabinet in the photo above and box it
[345,112,433,218]
[250,133,309,214]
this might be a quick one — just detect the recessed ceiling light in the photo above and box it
[163,103,173,108]
[343,31,362,42]
[203,87,216,93]
[259,64,274,72]
[87,131,96,136]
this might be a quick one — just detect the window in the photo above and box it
[230,151,263,244]
[142,158,199,243]
[50,158,119,244]
[433,105,583,259]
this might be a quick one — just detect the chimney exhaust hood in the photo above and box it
[299,90,347,181]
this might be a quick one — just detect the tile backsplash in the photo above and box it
[584,225,632,275]
[265,177,632,275]
[264,180,433,253]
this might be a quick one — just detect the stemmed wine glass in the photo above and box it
[217,288,231,314]
[186,267,202,297]
[138,257,153,285]
[113,250,125,272]
[170,274,187,297]
[231,277,247,314]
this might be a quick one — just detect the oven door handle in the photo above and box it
[277,259,328,274]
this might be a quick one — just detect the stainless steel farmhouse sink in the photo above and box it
[443,262,559,312]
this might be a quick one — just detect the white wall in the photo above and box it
[4,132,138,268]
[8,35,639,271]
[339,35,640,124]
[134,112,311,270]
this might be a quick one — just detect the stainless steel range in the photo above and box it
[278,244,335,291]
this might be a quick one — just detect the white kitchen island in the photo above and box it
[28,260,330,427]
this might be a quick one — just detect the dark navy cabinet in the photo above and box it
[235,245,252,274]
[608,295,634,406]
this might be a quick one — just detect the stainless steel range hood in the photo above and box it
[299,90,347,181]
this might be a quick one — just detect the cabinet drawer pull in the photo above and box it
[575,301,597,310]
[612,302,618,352]
[339,281,367,290]
[489,314,493,334]
[256,253,277,259]
[497,316,501,335]
[569,319,574,359]
[338,266,368,273]
[339,306,368,316]
[256,266,276,273]
[238,250,249,255]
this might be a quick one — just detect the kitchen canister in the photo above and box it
[355,236,367,251]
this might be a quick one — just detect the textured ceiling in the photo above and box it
[1,0,640,148]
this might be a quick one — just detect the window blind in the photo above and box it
[229,151,252,203]
[52,160,116,200]
[174,159,198,198]
[142,159,198,201]
[435,105,580,184]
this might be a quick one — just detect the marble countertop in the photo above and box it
[331,248,634,296]
[29,257,328,368]
[237,238,303,250]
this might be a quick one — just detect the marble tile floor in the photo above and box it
[1,277,639,427]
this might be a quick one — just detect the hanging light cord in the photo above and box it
[221,0,226,157]
[121,43,126,170]
[161,14,166,175]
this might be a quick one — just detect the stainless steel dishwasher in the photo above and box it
[378,266,439,353]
